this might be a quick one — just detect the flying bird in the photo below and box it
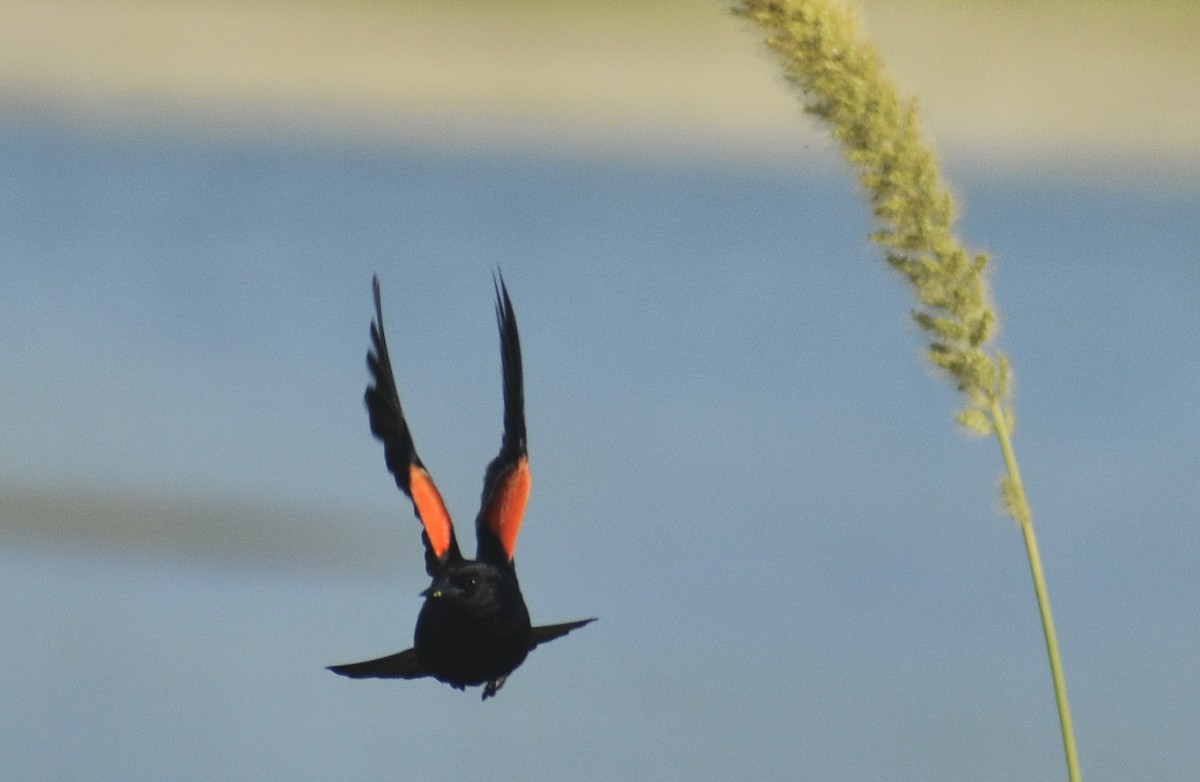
[328,275,595,699]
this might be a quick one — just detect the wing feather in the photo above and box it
[365,276,461,574]
[476,273,529,565]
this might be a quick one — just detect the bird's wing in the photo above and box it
[327,647,426,679]
[366,276,462,575]
[475,274,531,566]
[529,618,597,649]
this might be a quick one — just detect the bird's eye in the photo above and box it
[455,574,480,592]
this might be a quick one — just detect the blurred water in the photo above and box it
[1,118,1198,780]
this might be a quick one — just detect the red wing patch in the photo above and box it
[481,456,530,561]
[409,464,455,562]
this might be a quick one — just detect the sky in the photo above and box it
[2,3,1199,780]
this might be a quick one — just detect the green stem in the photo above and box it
[991,402,1081,782]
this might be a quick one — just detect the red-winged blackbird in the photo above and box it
[328,275,595,699]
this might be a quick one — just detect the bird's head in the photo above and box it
[422,562,518,608]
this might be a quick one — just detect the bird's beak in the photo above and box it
[421,579,448,599]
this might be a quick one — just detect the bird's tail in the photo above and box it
[327,647,426,679]
[530,618,597,649]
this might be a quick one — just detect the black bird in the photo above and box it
[328,275,595,699]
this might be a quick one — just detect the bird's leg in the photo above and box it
[482,675,508,700]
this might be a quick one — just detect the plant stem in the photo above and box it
[733,2,1083,775]
[991,402,1081,782]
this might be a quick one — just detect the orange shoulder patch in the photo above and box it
[409,464,455,561]
[484,457,530,560]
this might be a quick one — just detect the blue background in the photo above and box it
[2,117,1198,780]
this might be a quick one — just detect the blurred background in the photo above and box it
[2,1,1197,779]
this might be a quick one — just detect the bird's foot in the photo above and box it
[482,676,508,700]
